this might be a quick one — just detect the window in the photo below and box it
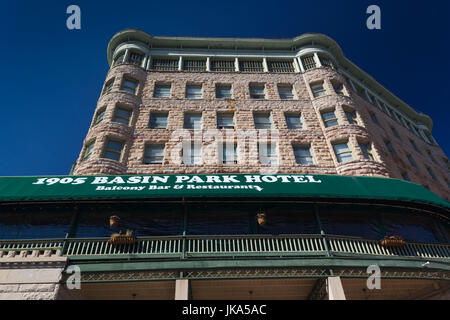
[121,78,138,95]
[410,139,421,153]
[301,56,316,70]
[210,60,234,72]
[385,140,396,155]
[345,110,358,125]
[353,83,367,99]
[391,127,400,139]
[401,172,411,182]
[319,55,334,69]
[94,108,106,126]
[144,144,165,164]
[103,79,114,95]
[321,110,338,128]
[332,82,344,95]
[278,84,295,100]
[285,113,303,130]
[369,112,379,125]
[267,60,294,73]
[183,59,206,71]
[367,93,376,105]
[127,52,144,65]
[311,82,326,98]
[392,112,402,124]
[254,113,272,129]
[184,113,202,129]
[151,58,178,71]
[154,83,171,98]
[427,167,437,181]
[217,113,235,129]
[103,140,124,161]
[186,84,202,99]
[220,143,238,164]
[216,84,232,99]
[333,142,353,163]
[259,143,277,165]
[359,143,374,161]
[149,112,168,129]
[249,84,266,99]
[113,54,124,66]
[182,143,202,165]
[407,154,418,169]
[427,151,436,164]
[82,142,94,161]
[293,145,314,165]
[239,60,264,72]
[424,131,435,145]
[113,107,132,125]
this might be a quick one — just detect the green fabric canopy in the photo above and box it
[0,174,448,209]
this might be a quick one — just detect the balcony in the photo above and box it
[1,234,449,263]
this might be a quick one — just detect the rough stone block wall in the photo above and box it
[0,250,67,300]
[73,63,450,201]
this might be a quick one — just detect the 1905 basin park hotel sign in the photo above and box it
[29,174,322,196]
[0,174,448,208]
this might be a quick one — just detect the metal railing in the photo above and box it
[1,235,449,261]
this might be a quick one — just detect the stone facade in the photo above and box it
[73,33,450,202]
[0,250,67,300]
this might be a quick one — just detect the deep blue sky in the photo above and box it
[0,0,448,176]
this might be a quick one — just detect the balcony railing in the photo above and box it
[0,235,449,261]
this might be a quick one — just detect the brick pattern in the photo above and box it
[73,64,450,200]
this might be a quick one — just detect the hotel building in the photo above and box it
[0,29,449,300]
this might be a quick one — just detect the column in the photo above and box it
[142,55,149,69]
[178,56,183,71]
[175,279,189,300]
[123,49,130,64]
[293,58,301,73]
[313,52,322,67]
[146,56,152,70]
[206,57,211,71]
[235,57,240,72]
[326,277,346,300]
[296,57,305,72]
[262,57,269,72]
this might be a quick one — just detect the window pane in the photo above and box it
[95,110,105,125]
[286,114,302,129]
[144,145,165,164]
[186,85,202,99]
[217,113,234,128]
[249,85,265,99]
[294,146,314,165]
[222,144,237,164]
[104,151,121,161]
[254,113,272,129]
[106,141,123,152]
[154,84,171,98]
[149,113,168,128]
[184,113,202,129]
[278,85,294,100]
[216,85,232,98]
[345,111,357,125]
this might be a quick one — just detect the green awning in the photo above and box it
[0,174,448,209]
